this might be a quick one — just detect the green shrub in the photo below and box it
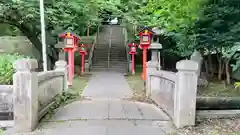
[0,53,29,85]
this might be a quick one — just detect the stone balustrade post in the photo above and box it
[13,59,39,133]
[55,60,68,91]
[174,60,198,128]
[146,61,158,97]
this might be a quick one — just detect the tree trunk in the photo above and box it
[208,53,214,77]
[225,59,231,85]
[20,24,58,70]
[87,25,90,36]
[216,52,223,80]
[218,60,223,80]
[203,59,209,80]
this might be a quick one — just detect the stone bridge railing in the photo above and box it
[146,60,198,128]
[10,59,67,133]
[0,85,13,122]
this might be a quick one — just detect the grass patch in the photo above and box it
[126,71,153,103]
[70,74,91,95]
[198,81,240,97]
[126,73,145,101]
[125,65,153,102]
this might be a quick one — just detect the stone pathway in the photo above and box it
[82,72,133,99]
[4,72,176,135]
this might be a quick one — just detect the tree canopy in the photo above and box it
[120,0,240,83]
[0,0,123,68]
[1,0,240,83]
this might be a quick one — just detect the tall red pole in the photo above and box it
[71,50,75,79]
[132,54,135,74]
[68,49,73,86]
[142,47,147,81]
[81,54,85,73]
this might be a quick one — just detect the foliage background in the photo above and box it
[0,53,29,84]
[1,0,240,83]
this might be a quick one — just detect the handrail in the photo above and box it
[108,25,112,69]
[87,26,99,71]
[123,27,130,72]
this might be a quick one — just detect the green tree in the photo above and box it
[0,0,121,68]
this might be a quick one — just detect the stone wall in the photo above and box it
[146,60,198,128]
[0,36,40,60]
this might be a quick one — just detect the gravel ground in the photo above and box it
[178,118,240,135]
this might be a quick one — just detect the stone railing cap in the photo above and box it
[13,58,38,71]
[176,60,198,71]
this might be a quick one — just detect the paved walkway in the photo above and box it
[82,72,133,99]
[4,72,176,135]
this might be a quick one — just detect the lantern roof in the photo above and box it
[137,26,155,36]
[59,31,80,40]
[150,42,162,49]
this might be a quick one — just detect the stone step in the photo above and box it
[91,65,128,69]
[93,57,108,60]
[92,62,127,66]
[94,57,126,60]
[94,48,109,51]
[93,61,127,64]
[92,64,127,67]
[110,50,126,52]
[110,46,125,48]
[91,68,128,73]
[93,59,127,62]
[109,56,126,58]
[93,57,109,59]
[94,54,126,57]
[94,51,109,54]
[91,67,127,70]
[109,54,126,56]
[95,46,109,48]
[110,54,126,56]
[93,54,109,57]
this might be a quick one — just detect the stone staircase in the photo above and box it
[91,25,128,73]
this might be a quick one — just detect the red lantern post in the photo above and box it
[137,27,154,81]
[128,42,138,75]
[59,32,80,86]
[79,44,88,75]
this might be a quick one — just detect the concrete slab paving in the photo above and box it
[50,100,109,121]
[136,102,170,120]
[108,100,126,119]
[82,72,133,99]
[122,101,143,119]
[48,99,169,122]
[107,126,166,135]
